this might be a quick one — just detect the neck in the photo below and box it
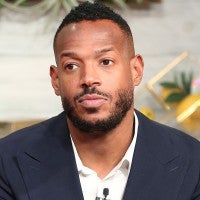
[68,108,135,179]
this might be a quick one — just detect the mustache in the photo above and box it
[74,87,112,101]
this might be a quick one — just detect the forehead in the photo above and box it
[54,20,128,55]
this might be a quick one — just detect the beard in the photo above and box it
[62,86,133,134]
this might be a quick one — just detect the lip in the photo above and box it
[78,94,107,108]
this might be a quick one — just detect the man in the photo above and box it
[0,1,200,200]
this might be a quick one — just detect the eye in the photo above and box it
[65,63,79,71]
[101,59,113,66]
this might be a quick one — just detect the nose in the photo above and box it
[80,65,101,88]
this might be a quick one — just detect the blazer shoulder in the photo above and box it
[0,112,66,154]
[136,110,200,161]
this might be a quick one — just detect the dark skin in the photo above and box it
[50,20,144,178]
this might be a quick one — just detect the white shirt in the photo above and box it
[71,112,139,200]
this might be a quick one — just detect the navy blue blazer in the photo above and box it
[1,110,200,200]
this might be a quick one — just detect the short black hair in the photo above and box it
[53,1,133,50]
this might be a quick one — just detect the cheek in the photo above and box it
[122,66,134,86]
[59,78,77,100]
[109,68,133,89]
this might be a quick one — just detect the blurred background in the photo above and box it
[0,0,200,138]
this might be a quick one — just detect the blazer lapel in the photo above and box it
[123,111,189,200]
[16,113,84,200]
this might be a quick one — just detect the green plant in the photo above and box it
[160,71,193,103]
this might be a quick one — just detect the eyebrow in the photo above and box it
[95,47,115,54]
[60,51,78,58]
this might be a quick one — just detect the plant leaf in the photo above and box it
[68,0,78,7]
[160,82,179,89]
[181,71,193,95]
[0,0,3,8]
[14,0,28,6]
[135,0,144,3]
[112,0,128,9]
[181,71,187,93]
[61,0,72,12]
[165,92,186,103]
[187,71,193,94]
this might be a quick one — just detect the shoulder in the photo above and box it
[136,110,200,161]
[0,112,66,154]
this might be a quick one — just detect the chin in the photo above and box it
[81,114,107,123]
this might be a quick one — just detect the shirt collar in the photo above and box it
[118,111,138,172]
[71,111,139,175]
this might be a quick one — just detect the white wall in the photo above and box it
[0,0,200,120]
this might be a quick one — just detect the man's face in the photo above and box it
[51,20,143,133]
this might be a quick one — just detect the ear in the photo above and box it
[130,54,144,86]
[50,65,60,96]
